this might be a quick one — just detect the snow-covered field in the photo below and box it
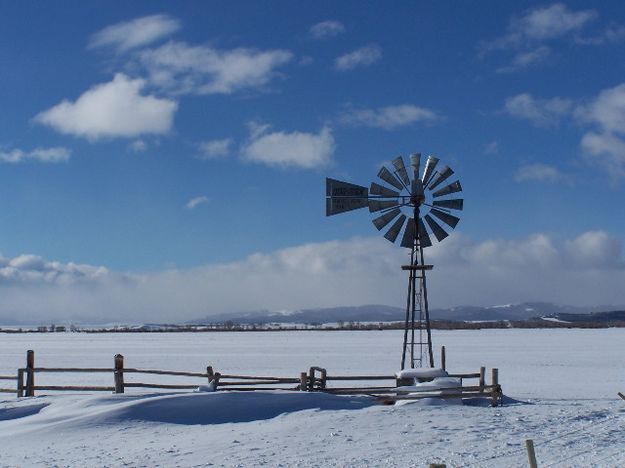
[1,329,624,467]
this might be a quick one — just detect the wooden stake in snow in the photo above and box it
[440,346,446,371]
[491,368,499,406]
[25,350,35,397]
[525,439,538,468]
[114,354,124,394]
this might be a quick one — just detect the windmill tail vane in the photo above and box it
[325,153,463,369]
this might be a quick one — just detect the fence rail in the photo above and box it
[0,348,503,406]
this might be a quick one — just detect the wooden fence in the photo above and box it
[0,349,502,406]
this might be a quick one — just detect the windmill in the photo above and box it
[325,153,463,370]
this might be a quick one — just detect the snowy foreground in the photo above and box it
[1,329,624,467]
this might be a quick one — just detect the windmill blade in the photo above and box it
[369,199,399,213]
[432,180,462,198]
[391,156,410,186]
[432,198,463,211]
[430,208,460,229]
[427,165,454,190]
[370,182,400,198]
[409,153,421,181]
[326,178,368,197]
[424,214,449,241]
[384,214,406,243]
[377,166,404,191]
[326,197,369,216]
[400,217,416,248]
[372,208,401,230]
[421,155,439,186]
[418,219,432,248]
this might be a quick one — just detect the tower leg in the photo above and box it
[400,209,434,369]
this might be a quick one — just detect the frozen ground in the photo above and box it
[1,329,624,467]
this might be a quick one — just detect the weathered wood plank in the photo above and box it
[217,380,299,386]
[33,386,115,391]
[31,367,113,373]
[325,375,395,381]
[124,383,200,389]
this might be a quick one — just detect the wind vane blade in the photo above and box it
[432,180,462,198]
[372,208,401,230]
[421,155,439,186]
[377,166,404,191]
[370,182,400,198]
[384,214,406,242]
[391,156,410,186]
[432,198,463,211]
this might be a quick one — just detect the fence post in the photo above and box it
[308,367,315,391]
[491,368,499,407]
[479,366,485,391]
[320,368,327,390]
[212,372,220,391]
[207,366,214,385]
[300,372,307,391]
[17,369,24,398]
[440,346,446,371]
[525,439,537,468]
[114,354,124,394]
[25,350,35,397]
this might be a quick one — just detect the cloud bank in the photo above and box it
[1,231,624,324]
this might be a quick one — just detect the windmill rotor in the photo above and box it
[326,153,463,248]
[325,152,464,370]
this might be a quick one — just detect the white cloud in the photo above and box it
[483,3,597,53]
[89,14,181,53]
[335,45,382,71]
[138,41,292,95]
[577,83,625,178]
[185,196,210,210]
[481,4,596,72]
[339,104,439,129]
[484,141,499,154]
[1,231,624,324]
[241,124,334,169]
[496,45,551,73]
[576,24,625,45]
[514,163,567,183]
[581,132,625,178]
[0,146,71,164]
[504,93,573,127]
[309,20,345,39]
[34,74,178,140]
[199,139,232,159]
[128,139,148,152]
[0,254,111,286]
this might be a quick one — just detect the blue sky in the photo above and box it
[1,1,625,323]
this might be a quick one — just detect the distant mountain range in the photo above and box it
[189,302,620,325]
